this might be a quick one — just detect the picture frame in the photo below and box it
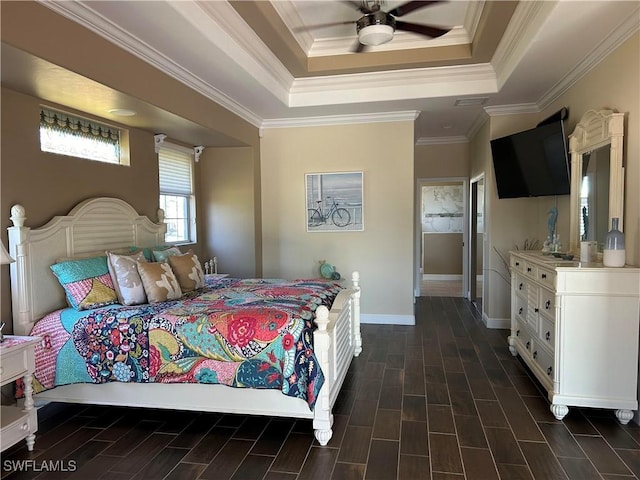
[306,171,364,232]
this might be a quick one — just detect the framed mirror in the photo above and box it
[568,109,625,255]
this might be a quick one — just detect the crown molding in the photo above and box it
[38,0,274,129]
[261,110,420,131]
[289,63,497,107]
[416,135,468,146]
[484,103,540,117]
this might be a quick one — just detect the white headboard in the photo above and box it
[8,197,166,336]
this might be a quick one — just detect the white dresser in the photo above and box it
[508,251,640,424]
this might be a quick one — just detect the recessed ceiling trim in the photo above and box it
[308,27,469,57]
[289,63,497,107]
[261,110,420,130]
[39,0,267,129]
[491,1,556,90]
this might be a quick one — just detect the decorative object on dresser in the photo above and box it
[0,336,41,452]
[508,251,640,424]
[603,217,625,267]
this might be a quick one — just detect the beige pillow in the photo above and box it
[168,250,205,292]
[137,261,182,303]
[107,250,147,305]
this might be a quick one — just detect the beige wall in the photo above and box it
[0,88,162,332]
[260,122,415,322]
[415,143,469,178]
[423,233,463,274]
[198,147,262,278]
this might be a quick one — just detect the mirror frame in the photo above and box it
[568,109,625,255]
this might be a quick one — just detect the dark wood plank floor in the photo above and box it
[2,296,639,479]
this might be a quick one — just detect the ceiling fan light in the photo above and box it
[358,24,394,46]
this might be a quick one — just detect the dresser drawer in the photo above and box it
[532,343,554,381]
[514,295,527,323]
[0,350,29,385]
[514,274,529,295]
[539,316,555,351]
[538,288,555,320]
[537,267,556,289]
[511,256,526,273]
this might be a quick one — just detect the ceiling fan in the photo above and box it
[295,1,453,53]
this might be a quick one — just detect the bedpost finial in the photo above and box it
[157,208,165,224]
[315,305,330,330]
[10,204,26,227]
[351,271,360,286]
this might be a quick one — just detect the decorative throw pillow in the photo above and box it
[168,250,205,292]
[137,261,182,303]
[128,245,171,262]
[107,251,148,305]
[50,256,118,310]
[152,246,182,263]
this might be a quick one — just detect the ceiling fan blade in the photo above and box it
[388,1,445,17]
[292,20,356,33]
[395,20,451,38]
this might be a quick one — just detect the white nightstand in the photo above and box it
[0,335,40,452]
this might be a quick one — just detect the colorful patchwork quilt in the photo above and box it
[26,277,342,409]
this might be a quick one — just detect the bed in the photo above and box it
[7,197,362,446]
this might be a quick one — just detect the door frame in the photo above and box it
[414,177,469,298]
[468,173,485,303]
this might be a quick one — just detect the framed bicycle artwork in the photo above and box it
[306,171,364,232]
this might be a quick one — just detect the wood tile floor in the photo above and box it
[3,296,640,479]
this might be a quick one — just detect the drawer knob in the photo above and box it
[533,350,538,359]
[516,329,520,336]
[21,423,28,431]
[547,366,553,376]
[541,273,547,279]
[534,308,539,313]
[518,307,523,314]
[515,261,520,266]
[519,283,523,290]
[527,267,532,272]
[526,340,530,350]
[545,300,551,309]
[545,331,551,341]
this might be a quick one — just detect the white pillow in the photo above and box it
[107,251,148,305]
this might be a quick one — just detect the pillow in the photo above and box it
[128,245,170,262]
[137,261,182,303]
[152,246,182,263]
[168,250,205,292]
[50,256,118,310]
[107,251,148,306]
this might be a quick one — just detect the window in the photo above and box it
[158,143,195,244]
[39,107,127,164]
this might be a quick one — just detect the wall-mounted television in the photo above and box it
[490,120,570,199]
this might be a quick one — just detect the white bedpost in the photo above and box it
[8,204,32,336]
[312,305,333,446]
[351,271,362,357]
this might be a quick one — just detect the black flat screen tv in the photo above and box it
[490,120,570,199]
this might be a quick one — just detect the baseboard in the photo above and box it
[482,313,510,329]
[360,313,415,325]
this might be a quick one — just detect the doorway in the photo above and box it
[468,175,485,310]
[415,178,468,298]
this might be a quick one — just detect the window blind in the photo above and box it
[159,145,193,195]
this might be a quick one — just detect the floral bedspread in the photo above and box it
[26,277,342,409]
